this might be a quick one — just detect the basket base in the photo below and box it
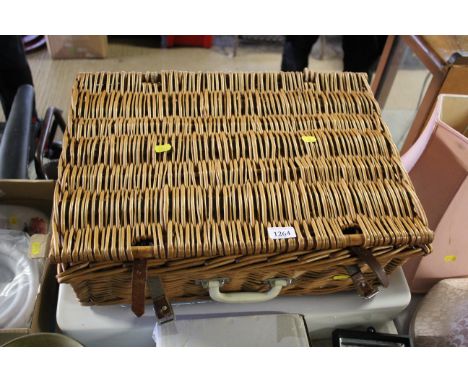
[57,245,427,307]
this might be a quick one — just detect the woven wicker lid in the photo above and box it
[49,70,432,264]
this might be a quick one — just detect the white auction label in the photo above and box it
[267,227,297,240]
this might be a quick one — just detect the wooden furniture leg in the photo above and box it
[400,72,446,154]
[371,36,406,108]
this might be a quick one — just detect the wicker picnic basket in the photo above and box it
[50,70,432,320]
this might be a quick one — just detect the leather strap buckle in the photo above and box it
[350,247,389,288]
[148,276,174,324]
[345,264,379,299]
[131,260,174,323]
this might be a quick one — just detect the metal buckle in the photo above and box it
[148,276,174,324]
[346,265,380,299]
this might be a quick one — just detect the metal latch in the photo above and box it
[196,277,230,289]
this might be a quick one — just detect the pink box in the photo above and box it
[402,95,468,293]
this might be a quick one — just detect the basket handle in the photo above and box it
[199,278,291,304]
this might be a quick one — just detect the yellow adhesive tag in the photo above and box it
[333,274,350,281]
[444,255,457,262]
[9,215,17,225]
[302,135,317,143]
[31,242,42,257]
[154,143,172,153]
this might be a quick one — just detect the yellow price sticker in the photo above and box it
[444,255,457,262]
[302,135,317,143]
[9,215,17,225]
[31,242,42,257]
[155,144,172,153]
[333,274,350,281]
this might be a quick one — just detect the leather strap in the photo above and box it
[131,259,147,317]
[350,247,389,288]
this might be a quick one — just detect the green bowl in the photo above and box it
[2,333,83,347]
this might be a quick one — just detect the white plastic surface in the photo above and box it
[57,268,411,347]
[153,314,310,347]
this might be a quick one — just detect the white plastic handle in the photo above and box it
[205,279,289,304]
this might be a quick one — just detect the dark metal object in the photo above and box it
[34,107,66,179]
[332,328,412,347]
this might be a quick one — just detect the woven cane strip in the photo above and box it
[62,130,392,166]
[58,156,406,191]
[71,90,379,119]
[51,216,430,264]
[53,178,422,229]
[69,114,386,139]
[73,70,369,94]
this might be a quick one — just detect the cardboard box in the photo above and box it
[46,35,108,59]
[440,65,468,97]
[0,180,57,345]
[402,95,468,292]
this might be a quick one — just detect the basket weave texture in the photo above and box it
[51,70,432,305]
